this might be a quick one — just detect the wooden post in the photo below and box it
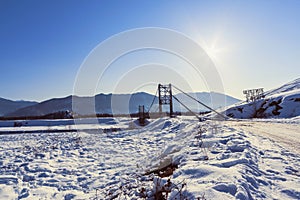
[158,84,162,114]
[169,83,173,117]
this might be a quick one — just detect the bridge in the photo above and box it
[138,83,228,125]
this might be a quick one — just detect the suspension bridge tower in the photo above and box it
[158,84,174,117]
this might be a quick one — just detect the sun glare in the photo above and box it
[198,35,229,65]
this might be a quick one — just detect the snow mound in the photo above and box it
[225,78,300,119]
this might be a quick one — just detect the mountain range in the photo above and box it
[0,98,37,116]
[4,77,299,119]
[1,92,240,118]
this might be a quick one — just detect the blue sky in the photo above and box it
[0,0,299,101]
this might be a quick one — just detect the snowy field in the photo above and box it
[0,117,299,199]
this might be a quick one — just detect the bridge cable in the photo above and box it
[172,85,228,120]
[146,89,158,113]
[172,95,202,121]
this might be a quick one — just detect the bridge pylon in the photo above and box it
[158,83,173,117]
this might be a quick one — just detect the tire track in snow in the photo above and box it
[226,121,300,154]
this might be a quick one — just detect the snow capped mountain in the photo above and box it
[5,92,240,118]
[225,78,300,119]
[0,98,37,116]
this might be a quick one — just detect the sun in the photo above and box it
[186,26,232,67]
[199,36,228,65]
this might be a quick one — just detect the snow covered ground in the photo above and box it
[0,116,299,199]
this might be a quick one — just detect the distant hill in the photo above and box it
[225,78,300,118]
[5,95,75,118]
[0,98,37,116]
[5,92,240,118]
